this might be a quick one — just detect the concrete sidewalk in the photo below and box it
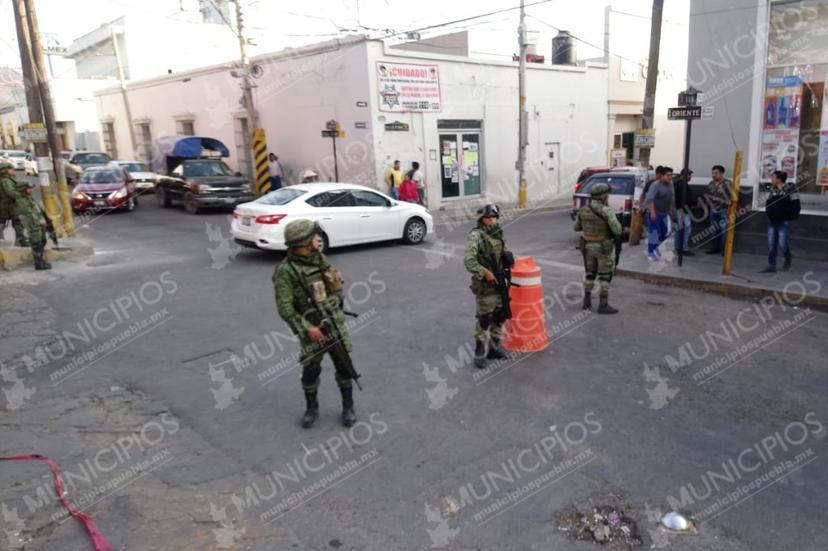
[617,239,828,310]
[0,237,94,270]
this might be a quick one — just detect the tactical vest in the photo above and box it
[287,261,344,326]
[472,228,504,271]
[578,202,613,241]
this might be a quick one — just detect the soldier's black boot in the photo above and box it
[33,247,51,271]
[340,387,356,428]
[16,236,29,248]
[487,336,507,360]
[582,292,592,311]
[301,392,319,429]
[474,339,487,369]
[597,295,618,315]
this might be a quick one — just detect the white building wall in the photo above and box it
[365,41,609,210]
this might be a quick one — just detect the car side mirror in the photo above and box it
[234,171,242,177]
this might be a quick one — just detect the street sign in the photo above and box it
[702,105,715,120]
[384,121,409,131]
[325,120,339,131]
[20,123,47,142]
[634,128,655,147]
[321,130,337,138]
[668,106,702,120]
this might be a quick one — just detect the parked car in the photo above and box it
[1,150,28,170]
[231,183,433,252]
[66,151,112,184]
[570,173,640,229]
[574,166,612,194]
[24,153,38,176]
[71,167,137,213]
[110,160,158,192]
[155,158,255,214]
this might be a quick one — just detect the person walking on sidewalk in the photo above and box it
[761,170,800,273]
[267,153,283,190]
[385,160,402,200]
[673,168,695,256]
[273,219,358,428]
[409,161,426,205]
[0,162,28,247]
[574,183,622,314]
[705,165,732,254]
[646,166,675,261]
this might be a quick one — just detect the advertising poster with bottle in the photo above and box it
[761,76,802,182]
[817,131,828,189]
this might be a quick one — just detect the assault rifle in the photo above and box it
[487,250,515,323]
[37,204,67,250]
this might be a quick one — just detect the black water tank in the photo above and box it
[552,30,576,65]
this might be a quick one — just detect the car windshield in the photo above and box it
[8,152,26,158]
[255,188,306,205]
[581,176,635,195]
[183,161,234,177]
[81,170,122,184]
[121,162,150,172]
[75,153,111,165]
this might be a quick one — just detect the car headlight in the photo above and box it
[241,183,252,193]
[110,188,128,199]
[72,191,88,200]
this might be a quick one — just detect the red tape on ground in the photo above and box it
[1,454,115,551]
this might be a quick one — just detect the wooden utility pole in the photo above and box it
[722,150,743,275]
[12,0,59,221]
[638,0,663,167]
[24,0,74,235]
[111,26,136,156]
[517,0,528,208]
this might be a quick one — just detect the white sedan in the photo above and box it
[231,183,433,251]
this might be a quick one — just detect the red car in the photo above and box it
[71,167,138,213]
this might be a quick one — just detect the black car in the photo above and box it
[66,151,112,185]
[155,159,255,214]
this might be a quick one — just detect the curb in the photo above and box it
[615,268,828,313]
[0,240,94,271]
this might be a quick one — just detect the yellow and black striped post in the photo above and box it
[252,128,270,196]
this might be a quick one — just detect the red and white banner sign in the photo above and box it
[376,61,441,113]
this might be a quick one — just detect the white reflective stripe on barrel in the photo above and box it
[511,276,542,286]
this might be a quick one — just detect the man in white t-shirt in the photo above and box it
[268,153,283,189]
[409,161,425,205]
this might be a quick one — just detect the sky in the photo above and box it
[0,0,691,75]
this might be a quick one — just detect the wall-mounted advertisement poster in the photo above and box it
[761,76,802,182]
[376,62,441,113]
[817,131,828,190]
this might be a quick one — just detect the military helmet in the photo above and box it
[284,219,319,247]
[477,204,500,218]
[16,180,34,190]
[590,183,611,198]
[0,162,14,171]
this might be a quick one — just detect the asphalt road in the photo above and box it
[1,195,827,551]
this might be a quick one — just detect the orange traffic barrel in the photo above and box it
[503,256,549,352]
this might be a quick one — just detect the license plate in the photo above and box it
[242,216,251,226]
[94,200,106,206]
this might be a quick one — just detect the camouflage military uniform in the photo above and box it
[16,181,51,270]
[464,204,511,368]
[274,219,356,428]
[574,183,622,313]
[0,163,27,246]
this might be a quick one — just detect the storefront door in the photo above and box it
[439,131,482,198]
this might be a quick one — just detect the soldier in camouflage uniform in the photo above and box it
[574,183,621,314]
[16,180,51,270]
[274,219,356,428]
[464,204,511,369]
[0,162,28,247]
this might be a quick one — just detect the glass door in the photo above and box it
[439,132,482,198]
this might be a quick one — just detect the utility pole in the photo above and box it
[233,0,258,130]
[24,0,74,235]
[638,0,663,168]
[517,0,528,208]
[12,0,59,223]
[111,26,136,156]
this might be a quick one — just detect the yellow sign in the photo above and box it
[252,128,270,197]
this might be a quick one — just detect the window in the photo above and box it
[581,176,635,195]
[613,134,622,149]
[183,161,234,177]
[137,123,152,164]
[352,189,391,207]
[102,122,117,159]
[177,120,195,136]
[306,190,355,207]
[255,188,307,205]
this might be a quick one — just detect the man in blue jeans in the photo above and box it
[761,170,800,273]
[646,165,675,261]
[705,165,732,254]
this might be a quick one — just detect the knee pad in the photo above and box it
[301,362,322,385]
